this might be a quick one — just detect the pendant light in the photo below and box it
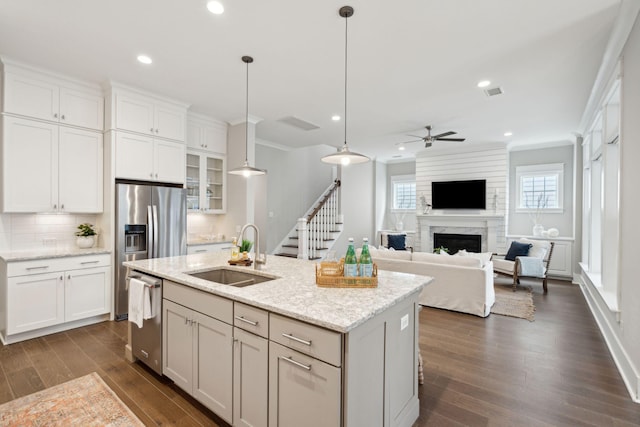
[229,55,266,177]
[321,6,370,166]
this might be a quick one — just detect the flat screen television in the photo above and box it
[431,179,486,209]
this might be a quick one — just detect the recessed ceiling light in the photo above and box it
[504,131,513,137]
[477,80,491,88]
[137,55,152,65]
[207,1,224,14]
[331,115,341,121]
[398,144,405,151]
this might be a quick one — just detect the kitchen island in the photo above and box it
[124,252,431,427]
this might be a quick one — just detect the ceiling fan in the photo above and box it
[398,125,466,148]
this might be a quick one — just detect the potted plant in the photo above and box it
[434,246,449,254]
[239,239,253,259]
[75,223,97,249]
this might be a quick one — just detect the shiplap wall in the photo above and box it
[415,143,508,252]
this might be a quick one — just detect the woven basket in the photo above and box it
[315,261,378,288]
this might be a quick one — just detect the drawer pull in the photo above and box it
[234,316,258,326]
[282,333,312,346]
[80,260,100,265]
[195,249,207,253]
[280,356,311,371]
[26,266,49,270]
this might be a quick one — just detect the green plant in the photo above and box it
[75,223,97,237]
[239,239,253,253]
[434,246,449,254]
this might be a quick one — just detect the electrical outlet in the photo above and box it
[400,314,409,331]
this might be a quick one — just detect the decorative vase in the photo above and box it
[532,224,544,237]
[76,236,95,249]
[395,221,404,231]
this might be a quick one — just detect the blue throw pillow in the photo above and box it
[387,234,406,251]
[505,241,532,261]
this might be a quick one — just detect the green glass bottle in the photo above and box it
[359,237,373,277]
[344,238,357,277]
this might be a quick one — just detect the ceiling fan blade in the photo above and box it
[436,137,466,142]
[431,131,456,139]
[407,134,425,139]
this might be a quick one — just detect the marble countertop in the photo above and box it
[0,247,111,262]
[124,252,430,333]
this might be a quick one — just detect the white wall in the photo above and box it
[579,5,640,402]
[255,143,336,253]
[0,213,99,252]
[618,11,640,399]
[332,160,377,256]
[508,145,574,236]
[385,161,416,232]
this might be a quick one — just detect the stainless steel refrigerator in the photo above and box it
[114,182,186,320]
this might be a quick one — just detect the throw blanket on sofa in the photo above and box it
[518,256,545,277]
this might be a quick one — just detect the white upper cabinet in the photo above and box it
[187,112,227,154]
[115,132,185,184]
[1,116,103,213]
[110,85,188,142]
[3,65,104,131]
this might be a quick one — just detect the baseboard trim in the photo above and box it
[577,273,640,403]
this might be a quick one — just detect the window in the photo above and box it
[516,163,564,212]
[392,175,416,210]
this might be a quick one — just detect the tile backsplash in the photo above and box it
[0,213,99,252]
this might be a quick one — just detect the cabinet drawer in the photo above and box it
[270,313,342,367]
[234,302,269,338]
[164,280,232,324]
[7,254,111,277]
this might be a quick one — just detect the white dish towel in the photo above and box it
[128,278,153,328]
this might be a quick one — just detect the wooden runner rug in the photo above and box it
[491,284,535,321]
[0,372,144,426]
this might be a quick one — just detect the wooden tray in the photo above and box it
[315,261,378,288]
[228,258,252,266]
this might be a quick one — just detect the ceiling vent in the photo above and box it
[278,116,320,131]
[484,86,504,97]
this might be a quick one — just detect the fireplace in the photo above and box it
[434,233,481,254]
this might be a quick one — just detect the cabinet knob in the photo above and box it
[150,173,154,178]
[61,114,65,120]
[67,275,71,280]
[59,275,63,281]
[150,128,154,133]
[155,173,158,178]
[53,113,58,119]
[60,204,64,210]
[53,204,57,209]
[155,129,159,134]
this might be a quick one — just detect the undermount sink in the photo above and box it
[186,267,277,287]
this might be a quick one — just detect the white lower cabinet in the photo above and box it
[7,272,64,334]
[268,341,341,427]
[2,254,112,344]
[65,266,110,322]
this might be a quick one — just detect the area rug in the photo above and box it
[491,285,535,321]
[0,372,144,426]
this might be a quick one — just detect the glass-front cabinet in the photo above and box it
[186,150,226,213]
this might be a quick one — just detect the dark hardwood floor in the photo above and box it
[1,278,638,426]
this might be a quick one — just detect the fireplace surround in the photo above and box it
[417,214,505,253]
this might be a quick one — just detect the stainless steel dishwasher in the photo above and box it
[129,272,163,375]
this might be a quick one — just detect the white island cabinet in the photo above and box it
[125,252,428,427]
[0,251,111,345]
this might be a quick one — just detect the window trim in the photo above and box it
[391,174,416,212]
[515,163,564,214]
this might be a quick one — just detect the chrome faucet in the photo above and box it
[238,223,266,270]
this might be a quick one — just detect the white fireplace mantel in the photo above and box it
[417,214,505,253]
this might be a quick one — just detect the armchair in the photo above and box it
[493,239,555,293]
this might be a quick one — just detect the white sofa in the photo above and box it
[363,247,495,317]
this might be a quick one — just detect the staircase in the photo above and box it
[275,180,343,260]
